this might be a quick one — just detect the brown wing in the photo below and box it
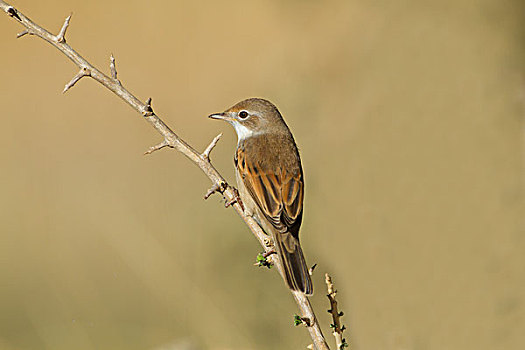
[235,147,303,237]
[235,142,312,295]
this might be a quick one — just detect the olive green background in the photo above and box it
[0,1,523,349]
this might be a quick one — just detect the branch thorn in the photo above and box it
[142,97,154,117]
[144,139,170,155]
[63,67,89,93]
[201,133,222,161]
[56,13,72,43]
[204,181,227,200]
[294,314,312,327]
[16,30,29,38]
[110,54,121,84]
[325,273,348,349]
[6,6,21,21]
[204,183,219,200]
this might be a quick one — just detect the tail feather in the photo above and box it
[275,233,313,295]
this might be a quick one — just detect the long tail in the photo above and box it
[274,232,313,295]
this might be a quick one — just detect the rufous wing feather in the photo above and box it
[236,147,313,295]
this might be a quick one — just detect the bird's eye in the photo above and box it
[238,110,249,119]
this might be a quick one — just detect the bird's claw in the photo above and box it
[264,237,274,248]
[225,186,244,211]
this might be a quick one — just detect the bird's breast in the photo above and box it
[237,134,301,176]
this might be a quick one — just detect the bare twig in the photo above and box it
[325,274,348,350]
[204,182,226,200]
[144,140,171,155]
[63,67,89,93]
[56,13,71,43]
[16,28,28,38]
[201,133,222,161]
[110,54,120,84]
[0,2,330,349]
[142,97,154,116]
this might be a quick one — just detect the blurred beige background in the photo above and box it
[1,0,524,349]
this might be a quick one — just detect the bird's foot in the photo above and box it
[225,186,244,211]
[262,249,277,258]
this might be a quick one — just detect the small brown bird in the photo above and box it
[209,98,313,295]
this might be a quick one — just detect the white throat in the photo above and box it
[231,122,258,143]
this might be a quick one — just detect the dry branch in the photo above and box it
[201,133,222,161]
[326,274,348,349]
[0,1,330,349]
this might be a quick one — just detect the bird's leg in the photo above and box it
[262,249,277,258]
[224,186,244,211]
[204,182,244,211]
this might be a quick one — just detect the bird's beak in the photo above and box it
[208,112,227,120]
[209,112,236,123]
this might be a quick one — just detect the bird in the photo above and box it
[209,98,313,295]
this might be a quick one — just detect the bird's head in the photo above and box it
[208,98,287,142]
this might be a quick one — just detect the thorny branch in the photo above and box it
[326,274,349,349]
[0,1,331,349]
